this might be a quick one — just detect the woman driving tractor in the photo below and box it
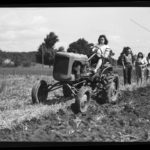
[92,35,113,73]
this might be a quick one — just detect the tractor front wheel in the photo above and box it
[31,80,48,104]
[71,86,91,114]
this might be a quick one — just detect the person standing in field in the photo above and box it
[145,52,150,81]
[121,47,134,86]
[92,34,113,73]
[135,52,148,85]
[146,52,150,66]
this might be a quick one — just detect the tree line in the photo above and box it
[0,31,123,67]
[0,50,36,67]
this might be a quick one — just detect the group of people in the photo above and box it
[122,47,150,86]
[122,47,150,85]
[92,34,150,86]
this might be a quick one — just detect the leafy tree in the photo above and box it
[44,32,59,49]
[13,56,22,67]
[44,48,56,65]
[67,38,93,57]
[110,58,117,66]
[36,32,59,66]
[0,49,36,67]
[22,61,31,67]
[57,46,65,52]
[36,43,45,64]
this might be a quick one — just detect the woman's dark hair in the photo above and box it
[137,52,144,59]
[123,46,132,55]
[98,35,108,45]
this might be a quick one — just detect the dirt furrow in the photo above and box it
[0,85,150,141]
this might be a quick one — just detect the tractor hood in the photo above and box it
[53,52,88,81]
[55,52,88,62]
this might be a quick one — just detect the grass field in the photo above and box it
[0,66,53,76]
[0,75,72,129]
[0,65,134,76]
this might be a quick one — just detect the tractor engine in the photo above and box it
[53,52,89,81]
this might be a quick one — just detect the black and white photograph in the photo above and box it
[0,4,150,144]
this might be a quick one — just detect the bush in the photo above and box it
[22,61,31,67]
[31,62,36,66]
[1,63,15,68]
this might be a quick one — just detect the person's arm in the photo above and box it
[141,58,147,66]
[138,59,146,70]
[121,54,125,69]
[92,47,97,52]
[131,52,134,64]
[144,57,148,65]
[92,44,100,52]
[103,45,112,59]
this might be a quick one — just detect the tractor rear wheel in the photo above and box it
[31,80,48,104]
[96,74,119,104]
[71,86,91,114]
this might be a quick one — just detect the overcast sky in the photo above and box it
[0,7,150,58]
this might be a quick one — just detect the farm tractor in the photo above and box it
[31,46,120,114]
